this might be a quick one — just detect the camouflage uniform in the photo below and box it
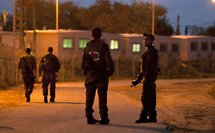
[18,54,36,101]
[140,46,159,121]
[39,53,60,102]
[81,39,114,122]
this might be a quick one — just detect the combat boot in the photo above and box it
[44,96,48,103]
[50,98,55,103]
[135,110,148,123]
[26,96,30,102]
[148,111,157,122]
[135,118,147,123]
[87,117,98,124]
[147,117,157,122]
[99,118,110,125]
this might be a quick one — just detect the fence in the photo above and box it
[1,48,215,88]
[59,53,215,81]
[0,45,21,88]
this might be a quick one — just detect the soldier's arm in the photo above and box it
[81,49,87,75]
[38,57,44,76]
[33,57,37,77]
[103,44,114,76]
[17,58,22,78]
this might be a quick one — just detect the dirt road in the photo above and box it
[0,79,215,133]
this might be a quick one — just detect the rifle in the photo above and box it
[130,72,144,87]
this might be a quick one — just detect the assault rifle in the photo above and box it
[130,72,144,87]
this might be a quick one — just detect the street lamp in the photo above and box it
[212,0,215,3]
[152,0,155,35]
[56,0,59,30]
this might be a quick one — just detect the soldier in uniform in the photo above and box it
[39,47,60,103]
[131,33,159,123]
[18,48,36,102]
[81,27,114,124]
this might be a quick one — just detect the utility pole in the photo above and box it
[15,0,25,50]
[175,15,180,35]
[152,0,155,35]
[56,0,59,30]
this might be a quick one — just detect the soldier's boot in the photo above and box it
[50,97,55,103]
[99,118,110,125]
[135,111,148,123]
[44,96,48,103]
[87,116,98,124]
[148,111,157,122]
[26,95,30,102]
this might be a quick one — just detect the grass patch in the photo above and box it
[209,85,215,99]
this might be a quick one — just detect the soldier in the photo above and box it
[131,33,159,123]
[81,27,114,124]
[39,47,60,103]
[18,48,36,102]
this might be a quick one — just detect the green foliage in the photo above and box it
[9,0,174,35]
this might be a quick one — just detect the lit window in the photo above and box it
[190,42,198,51]
[212,42,215,51]
[171,43,179,52]
[201,42,208,51]
[63,38,73,48]
[110,40,119,50]
[79,39,88,48]
[160,43,167,52]
[132,43,141,53]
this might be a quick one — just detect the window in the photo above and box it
[79,39,88,48]
[171,43,179,52]
[201,42,208,51]
[211,42,215,51]
[190,42,198,51]
[110,39,119,50]
[63,38,73,48]
[160,43,167,52]
[132,43,141,53]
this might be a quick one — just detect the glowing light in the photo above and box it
[212,0,215,3]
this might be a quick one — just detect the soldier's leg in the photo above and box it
[97,80,109,121]
[23,76,30,102]
[85,82,97,123]
[148,83,157,122]
[28,76,35,96]
[97,80,110,124]
[136,80,151,123]
[42,74,49,103]
[50,73,56,102]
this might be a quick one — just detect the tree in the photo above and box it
[205,22,215,36]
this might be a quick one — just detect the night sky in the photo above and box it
[1,0,215,34]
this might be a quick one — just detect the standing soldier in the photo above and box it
[131,33,159,123]
[81,27,114,124]
[39,47,60,103]
[18,48,36,102]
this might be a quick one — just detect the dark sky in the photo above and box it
[1,0,215,34]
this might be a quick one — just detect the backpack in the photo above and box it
[42,56,59,73]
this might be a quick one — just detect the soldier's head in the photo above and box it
[143,33,154,47]
[25,48,31,54]
[92,27,102,39]
[48,47,53,53]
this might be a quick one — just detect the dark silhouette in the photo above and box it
[39,47,61,103]
[81,27,114,124]
[18,48,36,102]
[131,33,159,123]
